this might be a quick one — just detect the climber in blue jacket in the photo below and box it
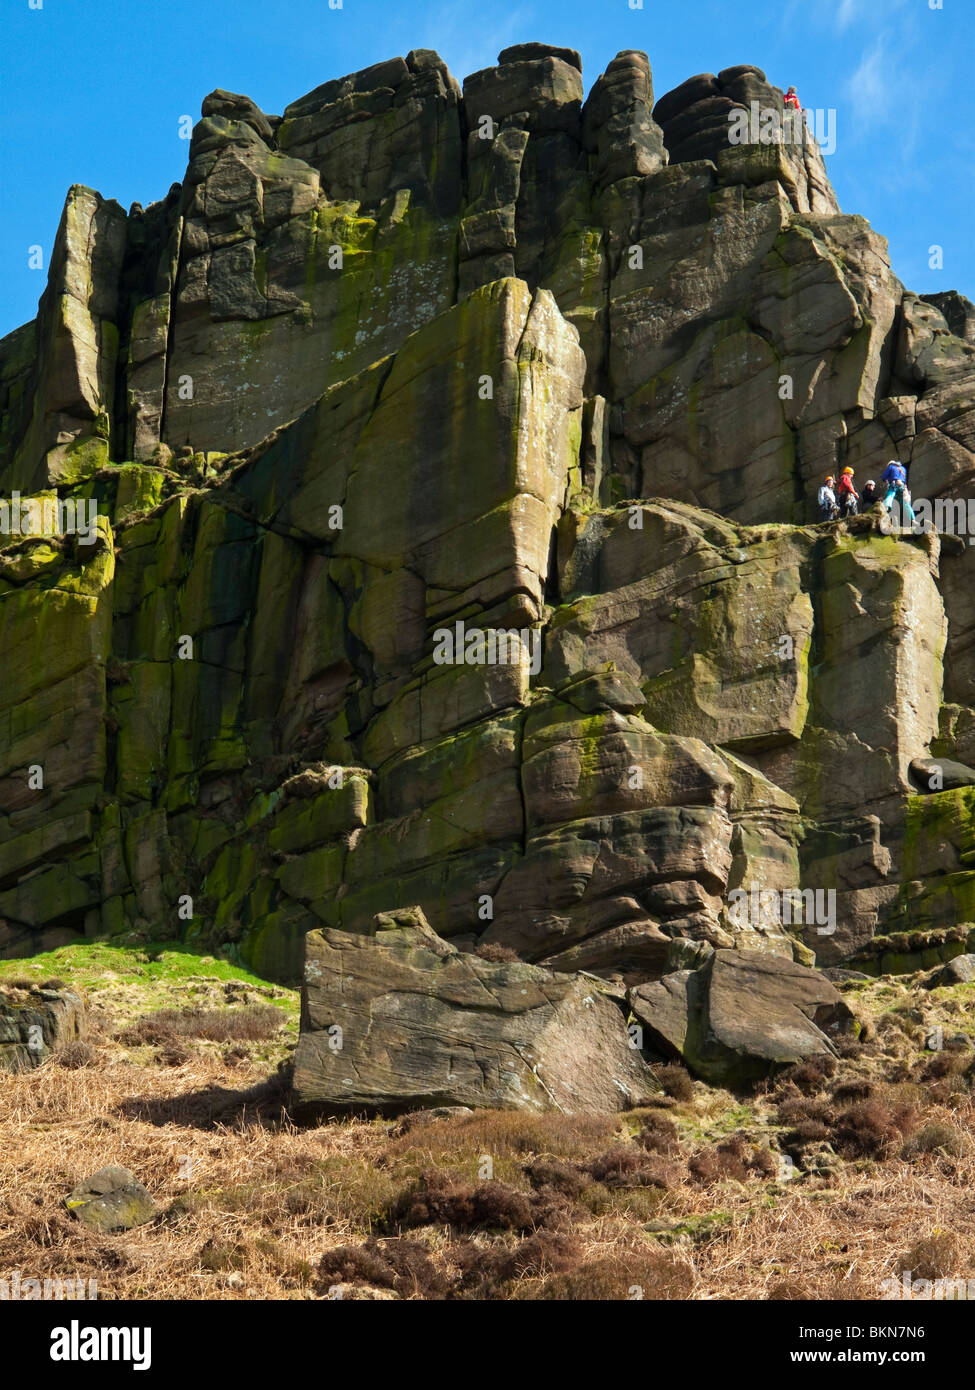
[881,460,915,525]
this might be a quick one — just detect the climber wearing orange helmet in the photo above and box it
[818,474,838,522]
[837,466,859,517]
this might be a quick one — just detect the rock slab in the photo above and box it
[292,908,655,1116]
[629,948,858,1085]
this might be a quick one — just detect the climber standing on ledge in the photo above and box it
[880,459,916,526]
[818,475,839,522]
[784,85,801,110]
[837,466,859,517]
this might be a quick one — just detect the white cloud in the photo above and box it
[406,3,538,86]
[845,35,892,124]
[842,19,932,170]
[836,0,909,31]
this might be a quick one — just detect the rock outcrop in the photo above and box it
[629,948,858,1085]
[292,907,654,1116]
[0,983,87,1070]
[1,43,974,1035]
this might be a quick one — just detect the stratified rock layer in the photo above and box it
[1,44,974,997]
[292,908,655,1115]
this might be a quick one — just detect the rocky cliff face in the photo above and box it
[2,44,974,991]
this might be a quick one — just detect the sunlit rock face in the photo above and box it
[0,45,973,991]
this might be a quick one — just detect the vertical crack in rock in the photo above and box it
[0,45,973,1099]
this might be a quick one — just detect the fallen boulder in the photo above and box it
[0,985,86,1071]
[926,953,975,987]
[629,948,859,1085]
[292,907,655,1117]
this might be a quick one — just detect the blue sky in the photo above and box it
[1,0,971,339]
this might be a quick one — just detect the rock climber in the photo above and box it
[784,86,801,110]
[861,479,878,507]
[880,459,916,526]
[837,466,859,517]
[818,474,839,522]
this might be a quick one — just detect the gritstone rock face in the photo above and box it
[1,46,974,1055]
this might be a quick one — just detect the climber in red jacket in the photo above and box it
[837,466,859,517]
[784,86,801,110]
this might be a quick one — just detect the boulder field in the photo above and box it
[2,44,975,1111]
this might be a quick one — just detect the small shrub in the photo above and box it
[473,943,520,963]
[830,1078,876,1104]
[387,1171,543,1233]
[454,1231,581,1295]
[585,1147,679,1189]
[919,1051,969,1083]
[749,1146,780,1178]
[788,1119,832,1143]
[895,1232,962,1281]
[317,1244,392,1290]
[318,1238,450,1298]
[656,1063,694,1102]
[776,1096,836,1127]
[56,1040,96,1069]
[779,1056,838,1094]
[689,1138,750,1185]
[832,1101,917,1159]
[638,1114,681,1156]
[523,1158,588,1198]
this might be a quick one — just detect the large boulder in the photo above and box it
[0,985,87,1071]
[629,948,858,1085]
[292,909,656,1117]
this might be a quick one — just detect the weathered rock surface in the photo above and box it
[65,1166,157,1233]
[629,948,858,1084]
[910,755,975,791]
[0,42,974,1011]
[0,984,86,1070]
[292,909,655,1116]
[927,953,975,987]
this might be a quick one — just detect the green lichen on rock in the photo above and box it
[0,45,972,1002]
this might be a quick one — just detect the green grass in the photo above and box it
[0,938,300,1049]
